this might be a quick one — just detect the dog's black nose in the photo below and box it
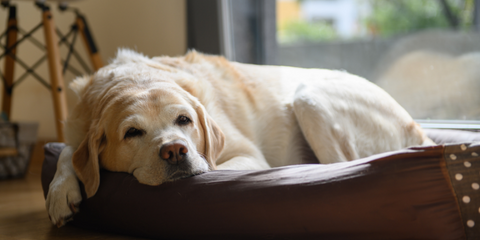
[159,140,188,165]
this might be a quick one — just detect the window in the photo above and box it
[277,0,480,128]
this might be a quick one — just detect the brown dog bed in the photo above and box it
[41,129,480,239]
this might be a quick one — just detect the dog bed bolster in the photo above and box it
[41,129,480,239]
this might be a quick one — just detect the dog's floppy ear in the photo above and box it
[72,121,105,198]
[196,105,225,170]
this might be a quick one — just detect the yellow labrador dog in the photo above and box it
[46,49,433,227]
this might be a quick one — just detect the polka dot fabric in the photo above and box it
[444,142,480,239]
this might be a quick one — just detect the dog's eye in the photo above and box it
[176,115,191,125]
[124,128,143,139]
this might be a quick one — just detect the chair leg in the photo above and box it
[2,5,18,121]
[76,15,103,71]
[42,6,67,142]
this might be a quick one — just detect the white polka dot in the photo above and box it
[467,220,475,228]
[473,152,479,157]
[463,196,471,203]
[478,207,480,214]
[472,183,479,190]
[456,173,463,181]
[465,161,472,168]
[450,154,457,160]
[461,144,467,151]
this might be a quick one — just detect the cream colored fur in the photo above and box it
[46,49,432,227]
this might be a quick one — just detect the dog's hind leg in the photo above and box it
[292,83,360,164]
[291,76,422,164]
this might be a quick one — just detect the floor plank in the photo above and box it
[0,141,147,240]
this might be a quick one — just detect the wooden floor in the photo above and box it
[0,141,147,240]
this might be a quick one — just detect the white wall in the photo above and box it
[0,0,186,140]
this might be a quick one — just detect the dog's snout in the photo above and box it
[159,140,189,165]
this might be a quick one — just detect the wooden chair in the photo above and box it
[1,0,103,142]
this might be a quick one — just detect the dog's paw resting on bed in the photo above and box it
[46,49,433,227]
[46,177,81,228]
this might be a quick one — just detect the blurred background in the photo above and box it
[1,0,480,141]
[0,0,186,140]
[275,0,480,127]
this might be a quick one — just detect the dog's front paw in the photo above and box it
[45,175,82,227]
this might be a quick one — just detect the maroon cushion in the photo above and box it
[41,129,478,239]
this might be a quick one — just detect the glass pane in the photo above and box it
[276,0,480,121]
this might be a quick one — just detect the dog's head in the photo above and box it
[69,50,225,198]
